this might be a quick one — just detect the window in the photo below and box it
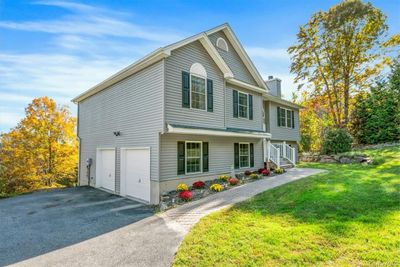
[278,107,293,128]
[238,92,248,118]
[286,109,292,128]
[216,37,228,51]
[186,141,202,173]
[191,75,206,110]
[239,143,250,168]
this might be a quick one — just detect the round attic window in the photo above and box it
[216,37,228,52]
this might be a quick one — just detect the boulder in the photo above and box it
[319,155,337,163]
[339,156,352,164]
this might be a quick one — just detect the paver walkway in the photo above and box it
[12,168,324,267]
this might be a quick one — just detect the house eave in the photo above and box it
[166,124,271,139]
[264,94,304,109]
[226,78,267,94]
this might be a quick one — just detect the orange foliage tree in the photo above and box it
[0,97,78,194]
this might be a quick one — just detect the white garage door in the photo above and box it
[96,148,115,192]
[120,148,150,203]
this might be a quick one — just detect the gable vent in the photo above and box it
[216,37,228,52]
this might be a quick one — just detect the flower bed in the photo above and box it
[159,168,286,211]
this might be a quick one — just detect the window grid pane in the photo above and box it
[286,110,292,128]
[280,109,286,127]
[238,93,248,118]
[191,76,206,110]
[186,142,201,173]
[239,144,249,168]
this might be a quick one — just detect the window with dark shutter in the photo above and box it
[177,141,185,175]
[207,79,213,112]
[249,94,253,120]
[233,90,238,118]
[292,111,295,128]
[182,71,190,108]
[250,143,254,167]
[234,143,239,169]
[203,142,209,172]
[277,107,281,126]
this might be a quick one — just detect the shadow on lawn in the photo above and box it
[234,150,400,236]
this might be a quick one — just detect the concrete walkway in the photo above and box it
[12,168,324,267]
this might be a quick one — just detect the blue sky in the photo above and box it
[0,0,399,133]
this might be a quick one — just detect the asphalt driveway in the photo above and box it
[0,187,154,266]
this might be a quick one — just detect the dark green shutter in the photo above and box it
[292,110,295,128]
[233,90,238,118]
[203,142,209,172]
[250,143,254,167]
[182,71,190,108]
[277,107,281,126]
[177,141,185,175]
[248,94,253,120]
[207,79,213,112]
[234,143,239,169]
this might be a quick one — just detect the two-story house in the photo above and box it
[72,23,302,204]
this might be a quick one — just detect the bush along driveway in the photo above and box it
[173,146,400,266]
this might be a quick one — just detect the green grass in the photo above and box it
[173,146,400,266]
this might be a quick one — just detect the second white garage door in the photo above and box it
[120,147,151,203]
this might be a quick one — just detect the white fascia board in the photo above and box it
[167,125,271,139]
[199,35,234,78]
[264,95,304,109]
[222,27,268,90]
[72,49,169,103]
[226,78,267,94]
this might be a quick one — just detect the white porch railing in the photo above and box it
[284,143,296,165]
[269,143,280,168]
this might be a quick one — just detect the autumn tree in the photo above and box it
[288,0,396,128]
[0,97,78,194]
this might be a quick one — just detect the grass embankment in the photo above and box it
[174,146,400,266]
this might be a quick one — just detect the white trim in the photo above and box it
[190,63,207,77]
[238,142,250,168]
[237,91,249,119]
[190,73,207,111]
[185,141,203,175]
[264,94,303,109]
[278,107,294,128]
[120,147,151,203]
[95,147,116,191]
[216,37,229,51]
[167,124,271,139]
[227,78,266,94]
[221,26,267,89]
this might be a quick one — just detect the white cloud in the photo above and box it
[0,1,187,132]
[0,1,183,43]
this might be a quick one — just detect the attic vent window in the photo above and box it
[216,37,228,52]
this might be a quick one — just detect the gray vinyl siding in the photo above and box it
[208,30,258,87]
[78,60,164,193]
[226,84,264,131]
[267,101,300,142]
[160,134,263,181]
[165,40,225,129]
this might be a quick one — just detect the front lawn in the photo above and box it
[173,146,400,266]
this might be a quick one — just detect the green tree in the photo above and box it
[288,0,396,128]
[351,63,400,144]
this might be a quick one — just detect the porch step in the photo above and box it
[280,163,294,169]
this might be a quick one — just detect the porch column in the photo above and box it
[263,139,268,162]
[282,141,286,158]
